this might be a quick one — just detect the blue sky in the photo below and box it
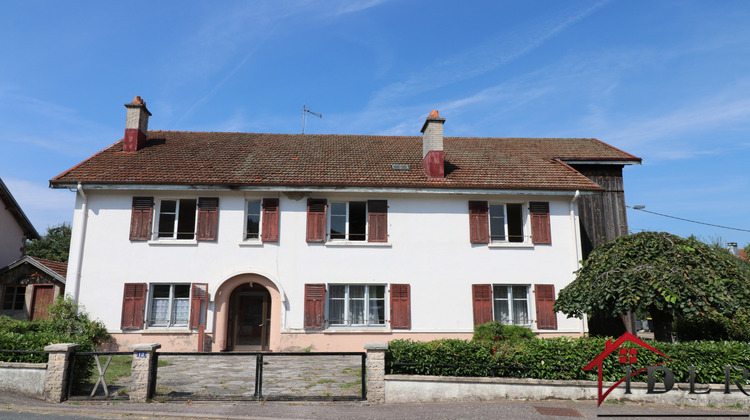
[1,1,749,248]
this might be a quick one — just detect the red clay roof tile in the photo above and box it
[50,131,640,191]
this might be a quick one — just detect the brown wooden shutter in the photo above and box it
[390,284,411,329]
[190,283,209,329]
[261,198,280,242]
[468,201,489,244]
[304,284,326,330]
[121,283,146,330]
[535,284,557,329]
[196,197,219,241]
[306,199,327,243]
[129,197,153,241]
[367,200,388,242]
[530,201,551,244]
[472,284,493,326]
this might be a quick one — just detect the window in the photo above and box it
[148,284,190,327]
[489,204,524,243]
[157,199,197,240]
[304,283,410,330]
[330,202,367,241]
[245,200,261,239]
[492,285,530,325]
[2,286,25,311]
[328,285,385,326]
[306,199,388,243]
[132,196,218,242]
[244,198,279,242]
[469,201,549,245]
[472,283,557,330]
[121,283,207,331]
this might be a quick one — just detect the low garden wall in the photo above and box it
[0,361,46,397]
[383,374,750,407]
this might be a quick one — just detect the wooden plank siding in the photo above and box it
[571,165,629,259]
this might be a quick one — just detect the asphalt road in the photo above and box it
[1,390,749,419]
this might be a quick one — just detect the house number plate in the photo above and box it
[136,352,147,358]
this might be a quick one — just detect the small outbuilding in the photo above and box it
[0,256,66,320]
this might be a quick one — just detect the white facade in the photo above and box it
[0,205,25,268]
[69,187,587,352]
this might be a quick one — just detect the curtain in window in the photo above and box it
[368,286,385,324]
[172,299,189,325]
[349,286,365,324]
[329,285,345,325]
[512,286,529,324]
[151,299,169,325]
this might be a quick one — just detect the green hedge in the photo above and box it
[387,337,750,384]
[0,298,110,392]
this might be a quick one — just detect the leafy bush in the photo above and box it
[472,321,505,342]
[674,314,750,342]
[387,337,750,384]
[0,297,110,391]
[502,325,536,341]
[472,321,536,343]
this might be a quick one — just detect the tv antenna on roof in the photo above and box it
[302,104,322,134]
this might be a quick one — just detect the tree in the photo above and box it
[24,223,72,263]
[554,232,750,342]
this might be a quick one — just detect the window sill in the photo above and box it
[140,328,193,334]
[323,328,391,333]
[487,242,534,248]
[148,240,198,246]
[238,241,264,247]
[324,241,391,247]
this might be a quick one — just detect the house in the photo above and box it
[0,178,39,267]
[0,179,63,320]
[49,96,641,352]
[0,256,66,320]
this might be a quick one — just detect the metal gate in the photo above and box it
[153,352,366,401]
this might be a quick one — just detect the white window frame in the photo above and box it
[328,201,368,242]
[492,284,531,326]
[154,198,197,241]
[488,202,529,245]
[327,284,386,327]
[147,283,191,328]
[243,199,263,242]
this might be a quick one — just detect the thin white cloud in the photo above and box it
[333,0,392,16]
[601,94,750,159]
[367,0,611,107]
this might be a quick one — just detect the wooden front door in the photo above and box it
[31,285,54,320]
[229,285,270,351]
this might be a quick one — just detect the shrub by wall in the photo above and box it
[387,337,750,384]
[0,298,110,391]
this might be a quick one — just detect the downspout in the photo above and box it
[69,182,89,304]
[569,190,586,335]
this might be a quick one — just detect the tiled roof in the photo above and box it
[32,258,68,279]
[51,131,640,192]
[0,256,67,283]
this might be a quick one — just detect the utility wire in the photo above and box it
[628,207,750,233]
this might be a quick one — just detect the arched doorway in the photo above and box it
[227,283,271,351]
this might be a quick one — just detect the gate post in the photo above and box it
[43,343,78,402]
[129,343,161,402]
[364,342,388,404]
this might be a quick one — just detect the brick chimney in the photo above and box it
[123,96,151,152]
[421,110,445,178]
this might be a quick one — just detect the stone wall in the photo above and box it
[0,362,46,397]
